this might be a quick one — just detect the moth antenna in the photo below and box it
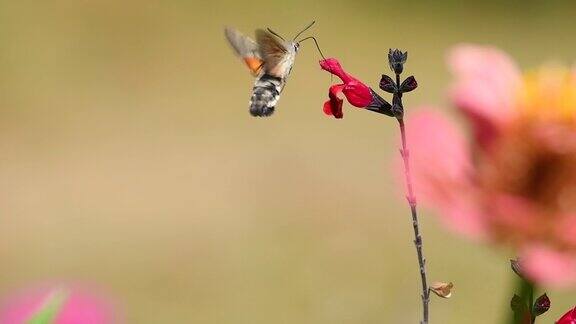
[297,36,326,61]
[292,21,316,41]
[266,28,285,41]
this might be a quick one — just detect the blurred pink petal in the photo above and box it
[489,195,541,236]
[0,283,120,324]
[406,108,487,239]
[521,245,576,288]
[414,44,576,287]
[448,45,522,147]
[558,215,576,247]
[449,45,521,94]
[55,290,115,324]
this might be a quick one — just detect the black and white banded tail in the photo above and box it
[249,73,285,117]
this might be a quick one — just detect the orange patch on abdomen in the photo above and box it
[244,57,263,75]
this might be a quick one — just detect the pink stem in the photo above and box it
[398,118,430,324]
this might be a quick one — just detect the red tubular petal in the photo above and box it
[323,100,343,118]
[342,81,373,108]
[557,306,576,324]
[319,58,353,83]
[323,84,345,118]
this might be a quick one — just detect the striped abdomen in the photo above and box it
[249,74,285,117]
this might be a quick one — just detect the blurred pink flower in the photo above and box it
[557,306,576,324]
[0,283,120,324]
[408,44,576,287]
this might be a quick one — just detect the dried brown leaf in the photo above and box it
[430,282,453,298]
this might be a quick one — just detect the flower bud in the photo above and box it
[388,49,408,74]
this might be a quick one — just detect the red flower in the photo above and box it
[558,306,576,324]
[319,58,376,119]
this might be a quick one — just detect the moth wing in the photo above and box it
[255,29,292,78]
[224,26,264,76]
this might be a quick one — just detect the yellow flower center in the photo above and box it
[517,67,576,122]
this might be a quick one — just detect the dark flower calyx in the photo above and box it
[533,293,550,316]
[379,74,397,93]
[400,76,418,93]
[365,89,394,117]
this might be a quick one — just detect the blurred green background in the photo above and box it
[1,0,575,323]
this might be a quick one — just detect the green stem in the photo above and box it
[507,277,536,324]
[528,283,535,324]
[523,280,535,323]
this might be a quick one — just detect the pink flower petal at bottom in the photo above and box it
[404,109,488,239]
[521,245,576,288]
[55,290,116,324]
[0,284,119,324]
